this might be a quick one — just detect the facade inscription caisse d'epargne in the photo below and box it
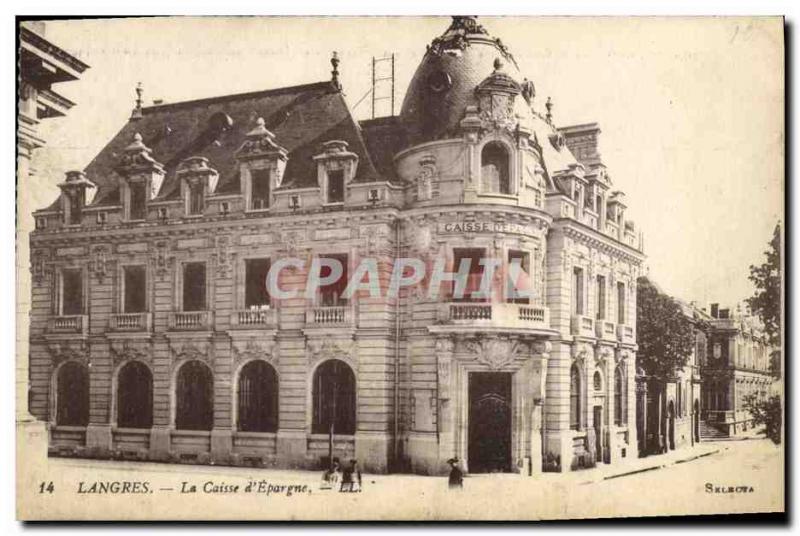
[29,16,646,475]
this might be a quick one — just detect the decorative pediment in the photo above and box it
[232,337,277,364]
[176,156,219,195]
[235,117,288,163]
[110,339,151,366]
[116,132,164,179]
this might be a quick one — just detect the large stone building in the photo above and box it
[29,17,644,474]
[699,303,774,438]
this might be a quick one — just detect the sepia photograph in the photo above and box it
[14,13,785,521]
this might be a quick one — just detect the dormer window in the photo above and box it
[313,140,358,206]
[57,171,95,227]
[250,168,271,210]
[129,181,147,220]
[235,117,288,213]
[67,192,83,225]
[35,217,47,230]
[481,142,510,194]
[327,169,345,204]
[177,156,218,218]
[116,133,165,222]
[188,181,205,215]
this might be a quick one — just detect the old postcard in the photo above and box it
[15,15,784,521]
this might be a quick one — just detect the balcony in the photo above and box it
[230,308,278,329]
[47,315,88,336]
[595,319,616,341]
[571,315,595,338]
[109,312,152,332]
[168,311,214,331]
[305,305,355,327]
[435,301,551,333]
[617,324,635,344]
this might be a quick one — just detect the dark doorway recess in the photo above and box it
[468,372,512,473]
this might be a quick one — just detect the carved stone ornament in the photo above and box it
[437,354,452,400]
[171,340,211,364]
[435,337,455,355]
[150,239,173,280]
[531,340,552,356]
[232,338,277,364]
[572,343,591,368]
[110,339,151,366]
[465,336,528,370]
[595,346,613,368]
[90,244,110,283]
[281,230,305,254]
[307,337,356,368]
[213,235,233,279]
[31,248,52,284]
[416,154,437,201]
[47,341,88,366]
[360,224,387,256]
[407,221,432,253]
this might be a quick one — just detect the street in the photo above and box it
[17,438,783,520]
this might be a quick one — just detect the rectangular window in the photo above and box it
[188,183,204,215]
[617,282,626,325]
[250,168,270,210]
[245,258,271,308]
[573,267,584,315]
[123,266,147,313]
[452,248,487,302]
[130,182,147,220]
[596,275,606,320]
[507,250,531,304]
[61,269,83,315]
[182,262,206,311]
[327,169,344,203]
[319,254,348,306]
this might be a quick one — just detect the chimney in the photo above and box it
[710,303,719,318]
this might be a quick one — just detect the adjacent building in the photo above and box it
[700,303,774,438]
[29,17,645,474]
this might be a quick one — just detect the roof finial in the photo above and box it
[493,57,503,72]
[330,51,341,91]
[545,96,553,123]
[130,82,143,121]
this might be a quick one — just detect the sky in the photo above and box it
[28,16,783,309]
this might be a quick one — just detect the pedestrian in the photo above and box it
[322,459,341,491]
[340,459,362,492]
[447,457,463,490]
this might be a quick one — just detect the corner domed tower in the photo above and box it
[400,16,533,145]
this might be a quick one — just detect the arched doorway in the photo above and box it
[468,372,512,473]
[667,400,676,450]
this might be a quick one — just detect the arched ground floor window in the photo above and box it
[238,360,278,432]
[56,361,89,426]
[312,359,355,435]
[117,361,153,428]
[570,364,581,431]
[175,360,213,431]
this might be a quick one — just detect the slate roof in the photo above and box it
[76,80,385,209]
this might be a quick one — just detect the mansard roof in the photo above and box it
[81,80,382,209]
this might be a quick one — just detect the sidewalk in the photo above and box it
[569,441,724,485]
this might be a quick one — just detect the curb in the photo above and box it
[578,448,723,485]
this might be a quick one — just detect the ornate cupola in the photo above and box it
[115,132,165,221]
[234,117,288,211]
[312,140,359,205]
[176,156,219,217]
[400,16,527,146]
[57,170,95,226]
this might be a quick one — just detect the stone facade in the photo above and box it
[29,17,644,475]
